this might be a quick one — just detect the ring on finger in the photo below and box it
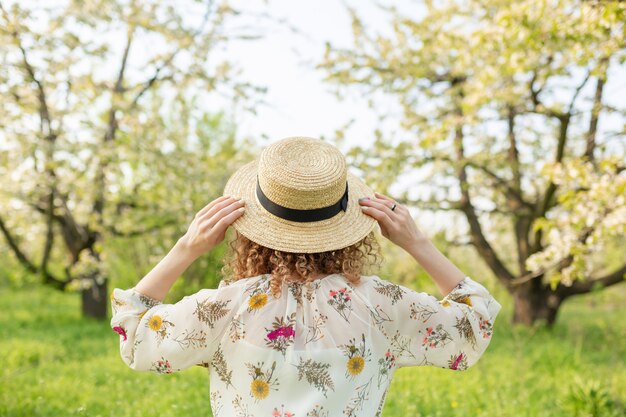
[390,203,397,211]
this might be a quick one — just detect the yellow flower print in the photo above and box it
[138,310,147,320]
[457,296,473,307]
[347,356,365,376]
[249,293,268,310]
[148,314,163,331]
[250,379,270,399]
[339,333,371,380]
[439,299,451,307]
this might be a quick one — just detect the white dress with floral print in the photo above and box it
[110,273,502,416]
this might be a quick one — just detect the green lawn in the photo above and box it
[1,284,624,417]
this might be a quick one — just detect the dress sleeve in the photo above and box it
[109,285,233,374]
[369,275,502,371]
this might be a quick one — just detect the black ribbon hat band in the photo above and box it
[256,175,349,223]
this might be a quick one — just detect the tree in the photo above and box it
[318,0,626,326]
[0,0,264,319]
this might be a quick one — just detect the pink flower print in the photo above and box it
[426,326,433,335]
[339,288,346,293]
[450,352,464,370]
[272,406,294,417]
[113,326,127,341]
[267,326,295,341]
[329,290,337,297]
[345,295,351,301]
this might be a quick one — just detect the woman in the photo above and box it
[110,136,502,416]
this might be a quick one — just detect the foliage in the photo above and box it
[317,0,626,314]
[0,0,264,299]
[526,156,626,289]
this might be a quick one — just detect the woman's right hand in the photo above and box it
[358,192,428,252]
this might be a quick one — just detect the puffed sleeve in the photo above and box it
[368,275,502,371]
[109,284,234,374]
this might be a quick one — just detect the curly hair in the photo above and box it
[220,230,383,299]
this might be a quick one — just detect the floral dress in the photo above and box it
[110,273,502,416]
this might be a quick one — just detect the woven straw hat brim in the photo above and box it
[223,159,378,253]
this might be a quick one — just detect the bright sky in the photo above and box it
[212,0,411,148]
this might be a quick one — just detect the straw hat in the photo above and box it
[223,136,378,253]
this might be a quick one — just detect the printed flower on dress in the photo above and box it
[112,326,127,341]
[453,314,478,350]
[210,344,235,389]
[377,349,396,388]
[292,357,335,398]
[150,356,173,374]
[264,312,296,357]
[372,279,406,305]
[345,375,374,416]
[409,300,439,322]
[307,404,330,417]
[421,323,453,350]
[448,352,468,371]
[327,287,353,322]
[272,404,295,417]
[193,297,231,329]
[248,292,268,311]
[145,313,175,346]
[479,318,493,338]
[304,308,328,345]
[339,333,372,380]
[442,279,474,308]
[245,360,279,402]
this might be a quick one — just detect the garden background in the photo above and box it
[1,1,625,416]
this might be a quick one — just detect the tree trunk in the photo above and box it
[81,274,108,320]
[511,280,563,327]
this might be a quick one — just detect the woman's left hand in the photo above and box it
[178,196,245,258]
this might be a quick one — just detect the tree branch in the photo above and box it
[0,213,68,289]
[0,2,54,140]
[585,56,609,163]
[557,263,626,298]
[451,88,516,286]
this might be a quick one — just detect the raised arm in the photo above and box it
[359,192,502,370]
[359,191,465,296]
[132,195,246,301]
[109,195,245,372]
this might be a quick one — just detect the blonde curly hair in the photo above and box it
[221,230,383,298]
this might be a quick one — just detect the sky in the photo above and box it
[210,0,411,148]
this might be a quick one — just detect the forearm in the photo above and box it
[405,237,466,297]
[132,237,198,302]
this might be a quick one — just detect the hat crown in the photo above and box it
[257,137,347,210]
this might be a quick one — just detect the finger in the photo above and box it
[374,192,406,214]
[203,199,245,229]
[360,204,394,228]
[374,192,395,203]
[213,206,246,234]
[198,197,243,223]
[359,198,396,219]
[196,196,233,218]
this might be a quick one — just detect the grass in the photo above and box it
[0,283,624,416]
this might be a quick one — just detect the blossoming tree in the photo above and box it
[319,0,625,326]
